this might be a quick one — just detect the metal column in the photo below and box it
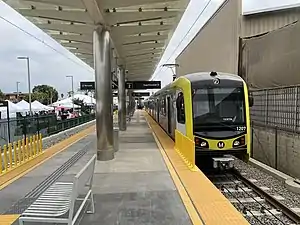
[118,67,126,131]
[94,26,114,161]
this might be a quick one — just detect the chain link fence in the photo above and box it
[251,85,300,178]
[0,114,95,147]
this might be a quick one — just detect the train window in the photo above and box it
[176,92,185,124]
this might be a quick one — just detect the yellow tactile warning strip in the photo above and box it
[149,122,204,225]
[144,112,250,225]
[0,215,19,225]
[0,125,95,190]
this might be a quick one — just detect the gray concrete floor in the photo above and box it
[80,112,192,225]
[0,133,95,215]
[4,111,191,225]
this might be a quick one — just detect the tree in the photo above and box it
[0,89,5,101]
[32,85,59,105]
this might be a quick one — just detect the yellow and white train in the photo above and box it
[144,71,253,169]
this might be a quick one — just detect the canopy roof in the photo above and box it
[32,100,54,110]
[4,0,189,80]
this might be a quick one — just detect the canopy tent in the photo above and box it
[0,100,26,119]
[52,98,80,109]
[32,100,54,111]
[15,100,40,112]
[54,103,81,110]
[52,94,95,108]
[73,94,96,105]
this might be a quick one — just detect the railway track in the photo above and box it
[207,168,300,225]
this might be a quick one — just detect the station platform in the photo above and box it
[0,110,249,225]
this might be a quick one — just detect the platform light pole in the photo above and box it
[66,75,74,112]
[16,81,20,101]
[17,56,32,115]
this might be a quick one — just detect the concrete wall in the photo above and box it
[176,0,241,77]
[252,126,300,179]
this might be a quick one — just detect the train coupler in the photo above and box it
[212,157,234,170]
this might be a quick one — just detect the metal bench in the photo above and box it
[19,154,96,225]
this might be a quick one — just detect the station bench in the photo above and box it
[19,154,96,225]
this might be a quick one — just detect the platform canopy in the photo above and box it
[4,0,189,80]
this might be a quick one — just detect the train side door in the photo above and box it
[156,99,159,123]
[175,90,186,135]
[167,96,172,134]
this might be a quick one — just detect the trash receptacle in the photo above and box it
[113,127,119,152]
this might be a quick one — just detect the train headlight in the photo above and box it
[233,140,240,146]
[232,136,245,148]
[195,137,209,148]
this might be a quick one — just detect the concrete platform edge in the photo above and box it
[249,158,293,181]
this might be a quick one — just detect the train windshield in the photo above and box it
[193,87,245,131]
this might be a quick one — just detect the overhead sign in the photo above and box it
[127,81,161,89]
[0,101,8,107]
[80,81,161,90]
[132,92,150,97]
[80,81,95,90]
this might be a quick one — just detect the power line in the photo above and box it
[151,0,213,81]
[0,15,94,73]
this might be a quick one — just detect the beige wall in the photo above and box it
[176,0,241,77]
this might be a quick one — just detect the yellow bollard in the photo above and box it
[39,133,43,153]
[29,136,33,157]
[32,136,36,156]
[0,147,3,174]
[3,145,8,171]
[8,143,12,169]
[35,134,39,154]
[26,138,30,158]
[22,139,25,161]
[17,140,22,163]
[23,139,28,160]
[13,142,17,167]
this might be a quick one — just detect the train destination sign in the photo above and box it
[80,81,95,90]
[132,92,150,97]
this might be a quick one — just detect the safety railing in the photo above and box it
[175,130,196,171]
[0,134,43,175]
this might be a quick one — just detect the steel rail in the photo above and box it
[232,169,300,224]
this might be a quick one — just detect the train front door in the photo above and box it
[167,96,172,133]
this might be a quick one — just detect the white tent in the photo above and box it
[52,99,80,109]
[32,100,53,111]
[16,100,40,112]
[0,100,26,119]
[52,94,95,108]
[73,94,96,105]
[16,100,29,109]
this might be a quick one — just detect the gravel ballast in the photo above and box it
[234,159,300,212]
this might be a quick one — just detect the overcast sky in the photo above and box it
[0,0,299,95]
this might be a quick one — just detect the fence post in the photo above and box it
[274,126,278,169]
[294,87,299,131]
[22,117,27,143]
[265,90,269,126]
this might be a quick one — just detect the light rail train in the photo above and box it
[144,72,253,169]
